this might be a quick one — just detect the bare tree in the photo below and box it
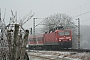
[41,13,76,32]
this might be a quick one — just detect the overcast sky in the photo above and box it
[0,0,90,29]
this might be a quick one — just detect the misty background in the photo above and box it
[0,0,90,49]
[80,25,90,49]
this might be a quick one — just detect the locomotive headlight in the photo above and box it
[59,40,61,41]
[69,39,71,41]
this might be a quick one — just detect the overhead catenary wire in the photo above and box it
[33,18,45,27]
[80,19,90,22]
[73,11,90,18]
[33,1,90,29]
[65,1,90,13]
[65,1,90,23]
[35,10,90,28]
[35,20,44,27]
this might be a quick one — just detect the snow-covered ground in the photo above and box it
[27,50,90,60]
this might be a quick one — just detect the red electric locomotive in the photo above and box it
[43,29,72,50]
[28,27,72,50]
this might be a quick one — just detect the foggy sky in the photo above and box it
[0,0,90,29]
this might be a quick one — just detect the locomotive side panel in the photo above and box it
[44,32,56,45]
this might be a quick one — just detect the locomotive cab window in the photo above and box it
[58,31,64,36]
[65,31,70,35]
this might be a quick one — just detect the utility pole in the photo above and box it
[33,18,36,49]
[76,18,80,49]
[7,30,12,60]
[20,30,29,60]
[33,18,36,37]
[13,24,19,60]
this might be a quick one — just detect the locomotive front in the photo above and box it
[56,29,72,48]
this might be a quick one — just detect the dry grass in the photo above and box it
[53,52,90,60]
[29,50,90,60]
[80,54,90,60]
[64,53,90,60]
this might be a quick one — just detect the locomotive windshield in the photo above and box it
[58,31,64,36]
[64,31,70,35]
[58,31,70,36]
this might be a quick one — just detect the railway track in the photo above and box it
[68,49,90,52]
[28,50,71,60]
[27,49,90,60]
[27,48,90,53]
[29,54,64,60]
[52,49,90,53]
